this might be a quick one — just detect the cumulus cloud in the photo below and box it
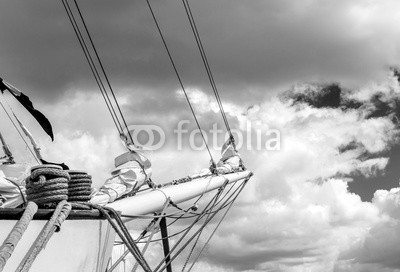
[337,187,400,271]
[2,1,400,269]
[31,70,398,272]
[4,66,400,271]
[177,71,400,271]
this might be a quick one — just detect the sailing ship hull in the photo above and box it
[0,218,115,272]
[0,171,251,272]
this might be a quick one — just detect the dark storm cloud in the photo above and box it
[283,69,400,124]
[338,140,363,154]
[1,0,400,107]
[282,83,363,110]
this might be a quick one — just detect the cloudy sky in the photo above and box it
[2,0,400,271]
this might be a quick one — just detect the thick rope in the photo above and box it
[131,215,168,272]
[67,171,92,204]
[16,200,71,272]
[25,167,70,207]
[0,202,38,272]
[86,204,152,272]
[109,199,171,272]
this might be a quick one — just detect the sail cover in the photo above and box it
[0,164,28,208]
[90,151,152,205]
[0,78,54,141]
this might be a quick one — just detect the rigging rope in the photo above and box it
[181,0,234,143]
[25,167,70,206]
[109,200,171,272]
[181,193,218,272]
[88,204,152,272]
[145,0,216,166]
[186,179,249,272]
[0,202,38,272]
[61,0,123,136]
[71,0,135,146]
[153,181,227,272]
[61,0,135,146]
[16,200,71,272]
[67,171,92,202]
[155,176,250,272]
[112,173,251,270]
[0,97,39,164]
[132,199,171,272]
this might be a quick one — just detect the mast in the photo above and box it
[0,131,14,164]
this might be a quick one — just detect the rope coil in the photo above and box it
[67,171,93,203]
[25,166,70,207]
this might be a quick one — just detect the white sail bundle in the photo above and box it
[90,151,152,205]
[0,164,29,208]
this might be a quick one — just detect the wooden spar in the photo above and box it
[107,170,252,222]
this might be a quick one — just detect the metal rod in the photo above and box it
[160,217,172,272]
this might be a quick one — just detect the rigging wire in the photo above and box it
[114,178,249,272]
[155,182,235,272]
[71,0,136,146]
[135,191,221,243]
[61,0,123,136]
[181,0,234,142]
[153,180,228,272]
[186,180,248,272]
[181,196,215,272]
[62,0,135,146]
[0,96,39,163]
[131,183,242,244]
[145,0,215,165]
[167,179,240,219]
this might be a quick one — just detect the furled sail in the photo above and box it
[0,132,14,164]
[0,78,54,141]
[13,113,69,169]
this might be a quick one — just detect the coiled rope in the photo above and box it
[25,166,70,207]
[67,170,92,203]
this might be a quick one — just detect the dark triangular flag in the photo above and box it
[0,78,54,141]
[40,159,69,170]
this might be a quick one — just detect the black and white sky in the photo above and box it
[2,0,400,271]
